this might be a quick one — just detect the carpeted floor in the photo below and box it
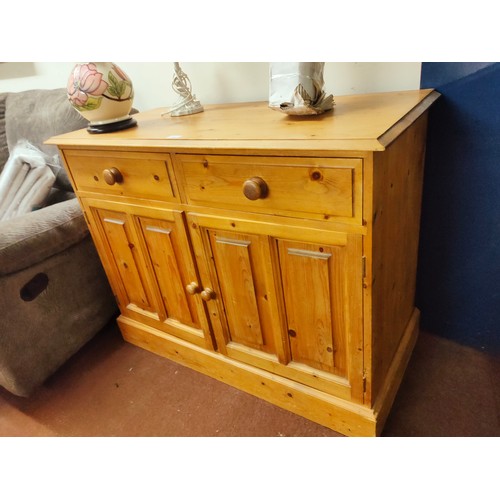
[0,320,498,437]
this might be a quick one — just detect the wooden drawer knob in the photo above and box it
[200,288,216,302]
[243,177,268,200]
[185,282,200,295]
[103,167,123,185]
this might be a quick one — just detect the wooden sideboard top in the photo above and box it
[48,89,439,154]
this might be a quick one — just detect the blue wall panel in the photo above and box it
[418,62,500,352]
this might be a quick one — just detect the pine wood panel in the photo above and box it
[175,155,362,223]
[194,223,288,364]
[209,231,269,350]
[137,215,199,321]
[118,315,378,437]
[84,199,215,348]
[93,208,157,315]
[136,213,213,348]
[368,113,428,402]
[278,241,345,375]
[187,213,364,399]
[188,211,348,247]
[373,309,420,434]
[48,90,438,153]
[141,218,193,323]
[64,149,176,201]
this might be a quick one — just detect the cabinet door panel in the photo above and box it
[187,213,363,401]
[86,201,213,348]
[187,216,287,361]
[208,231,273,352]
[96,208,157,315]
[138,216,201,329]
[278,241,347,376]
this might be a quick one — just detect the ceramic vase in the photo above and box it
[67,62,137,133]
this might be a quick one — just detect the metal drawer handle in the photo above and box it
[103,167,124,185]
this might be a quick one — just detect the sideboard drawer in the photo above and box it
[64,150,176,201]
[175,155,362,221]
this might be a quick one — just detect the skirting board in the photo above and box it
[117,310,420,437]
[373,309,421,435]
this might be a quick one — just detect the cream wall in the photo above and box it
[0,62,421,112]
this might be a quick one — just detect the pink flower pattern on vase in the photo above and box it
[67,63,109,109]
[66,62,136,133]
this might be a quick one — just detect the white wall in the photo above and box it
[0,62,421,112]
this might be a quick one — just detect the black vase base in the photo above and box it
[87,117,137,134]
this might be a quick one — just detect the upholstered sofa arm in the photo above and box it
[0,197,89,276]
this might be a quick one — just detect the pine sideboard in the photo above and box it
[49,89,439,436]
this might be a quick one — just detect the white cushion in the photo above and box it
[0,140,56,221]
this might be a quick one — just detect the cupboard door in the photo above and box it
[136,213,214,348]
[277,241,346,375]
[90,207,159,319]
[84,200,214,348]
[207,229,285,359]
[276,235,364,400]
[138,216,199,328]
[187,214,287,363]
[188,213,364,401]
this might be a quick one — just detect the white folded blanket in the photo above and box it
[0,141,55,222]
